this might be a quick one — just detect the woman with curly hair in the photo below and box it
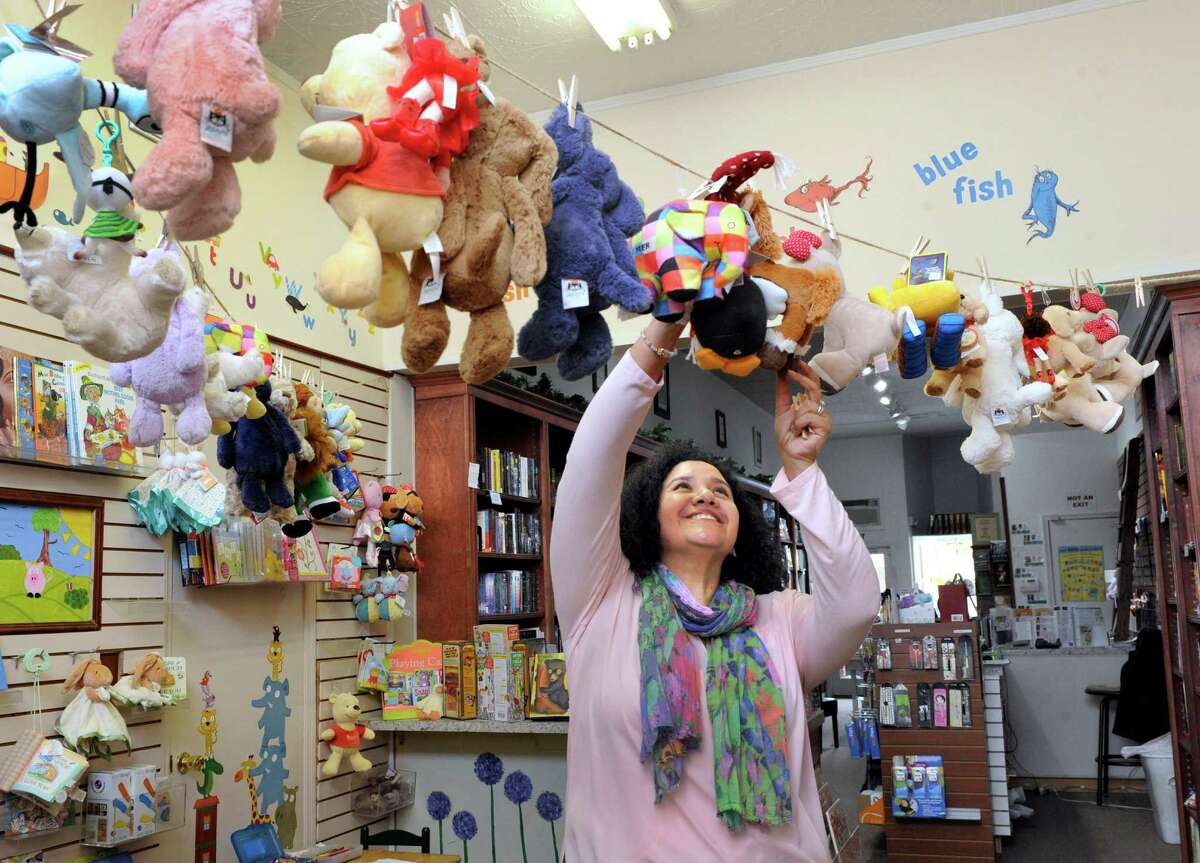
[551,317,880,861]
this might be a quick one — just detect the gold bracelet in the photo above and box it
[640,331,677,360]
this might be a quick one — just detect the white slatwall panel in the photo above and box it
[0,255,402,858]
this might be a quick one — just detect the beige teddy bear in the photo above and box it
[298,21,444,328]
[321,692,375,776]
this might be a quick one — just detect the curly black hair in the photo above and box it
[620,441,788,595]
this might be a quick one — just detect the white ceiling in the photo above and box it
[267,0,1084,110]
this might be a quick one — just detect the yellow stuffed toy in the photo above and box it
[320,692,375,776]
[867,272,959,326]
[298,21,445,328]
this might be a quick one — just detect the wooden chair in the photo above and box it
[360,825,432,854]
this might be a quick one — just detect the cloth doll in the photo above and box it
[0,44,157,225]
[516,104,647,380]
[111,287,211,446]
[114,0,282,241]
[111,653,176,709]
[944,280,1053,473]
[57,659,131,757]
[15,226,187,363]
[353,479,384,567]
[321,692,374,776]
[404,35,557,383]
[217,380,302,515]
[298,22,445,326]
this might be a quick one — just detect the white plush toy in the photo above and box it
[945,278,1053,473]
[15,225,186,362]
[205,350,265,435]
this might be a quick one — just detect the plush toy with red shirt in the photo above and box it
[298,20,445,328]
[320,692,374,776]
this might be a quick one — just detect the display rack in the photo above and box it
[738,478,808,592]
[1134,281,1200,862]
[409,372,659,643]
[872,620,995,863]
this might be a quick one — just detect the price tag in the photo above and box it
[489,490,502,506]
[562,278,589,310]
[873,353,889,373]
[66,239,100,265]
[419,273,444,305]
[200,103,234,152]
[467,462,480,488]
[422,231,444,256]
[442,74,458,110]
[991,406,1012,427]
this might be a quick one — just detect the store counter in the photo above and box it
[995,643,1133,779]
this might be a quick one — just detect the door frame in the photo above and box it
[1043,511,1119,607]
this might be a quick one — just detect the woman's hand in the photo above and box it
[775,363,833,480]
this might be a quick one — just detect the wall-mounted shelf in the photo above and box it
[369,718,568,735]
[0,444,153,479]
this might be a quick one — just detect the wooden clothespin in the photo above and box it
[977,257,992,294]
[816,198,837,241]
[443,5,469,45]
[14,0,91,60]
[557,75,578,128]
[1135,275,1146,308]
[901,234,929,274]
[903,307,922,339]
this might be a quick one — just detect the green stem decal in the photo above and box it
[517,803,528,863]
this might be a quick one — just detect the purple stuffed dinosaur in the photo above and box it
[111,286,211,446]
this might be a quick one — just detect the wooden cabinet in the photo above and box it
[410,372,658,643]
[1136,283,1200,860]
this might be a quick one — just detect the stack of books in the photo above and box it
[476,509,541,555]
[478,570,539,616]
[479,446,539,498]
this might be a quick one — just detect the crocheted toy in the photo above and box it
[110,287,211,446]
[406,35,557,383]
[292,382,341,520]
[298,22,444,326]
[114,0,282,241]
[15,226,187,363]
[0,43,157,225]
[944,280,1053,473]
[217,380,302,515]
[320,692,374,776]
[516,103,646,380]
[57,659,130,758]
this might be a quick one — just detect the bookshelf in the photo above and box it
[1134,282,1200,862]
[410,372,660,643]
[738,478,808,592]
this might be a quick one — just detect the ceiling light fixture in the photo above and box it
[861,367,873,376]
[879,395,891,406]
[873,379,887,393]
[896,417,910,430]
[574,0,672,51]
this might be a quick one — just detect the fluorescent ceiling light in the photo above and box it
[872,379,887,393]
[574,0,672,51]
[879,395,891,406]
[861,367,873,376]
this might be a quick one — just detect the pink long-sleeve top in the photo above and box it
[550,352,881,863]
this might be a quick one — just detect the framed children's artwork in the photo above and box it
[715,410,727,449]
[0,490,103,633]
[653,365,671,419]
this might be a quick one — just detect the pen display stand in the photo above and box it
[871,621,995,862]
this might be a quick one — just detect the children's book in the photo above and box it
[13,354,36,451]
[0,346,26,448]
[529,652,569,718]
[65,361,141,465]
[381,640,443,720]
[283,527,327,581]
[31,358,67,456]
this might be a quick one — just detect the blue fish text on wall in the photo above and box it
[913,141,1014,207]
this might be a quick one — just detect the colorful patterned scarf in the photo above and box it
[638,564,792,831]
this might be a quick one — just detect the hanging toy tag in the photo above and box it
[991,406,1012,427]
[873,353,889,373]
[419,273,444,306]
[200,103,234,152]
[442,74,458,110]
[562,278,589,310]
[66,238,100,265]
[477,80,497,106]
[1033,347,1050,362]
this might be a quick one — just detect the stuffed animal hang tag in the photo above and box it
[419,273,444,306]
[561,278,589,310]
[199,104,234,153]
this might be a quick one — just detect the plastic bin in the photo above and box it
[1123,733,1180,845]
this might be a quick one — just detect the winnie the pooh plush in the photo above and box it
[320,692,374,776]
[298,22,445,328]
[404,34,557,384]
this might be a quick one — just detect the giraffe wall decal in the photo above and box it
[234,755,273,825]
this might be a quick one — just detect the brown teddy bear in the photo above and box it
[292,382,342,520]
[403,35,557,384]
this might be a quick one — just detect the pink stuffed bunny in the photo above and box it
[353,479,383,567]
[111,287,211,446]
[114,0,282,241]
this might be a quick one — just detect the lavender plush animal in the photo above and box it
[516,104,647,380]
[111,287,211,446]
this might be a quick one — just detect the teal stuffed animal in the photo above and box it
[0,42,157,226]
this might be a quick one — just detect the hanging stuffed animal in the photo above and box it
[381,484,424,572]
[0,40,157,226]
[923,280,988,399]
[74,121,141,261]
[216,380,302,516]
[114,0,282,240]
[516,103,647,380]
[292,382,342,520]
[298,21,444,325]
[352,478,384,567]
[110,287,211,446]
[111,653,176,710]
[264,378,312,538]
[405,33,557,383]
[57,659,131,758]
[944,279,1053,473]
[15,226,187,363]
[204,350,265,436]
